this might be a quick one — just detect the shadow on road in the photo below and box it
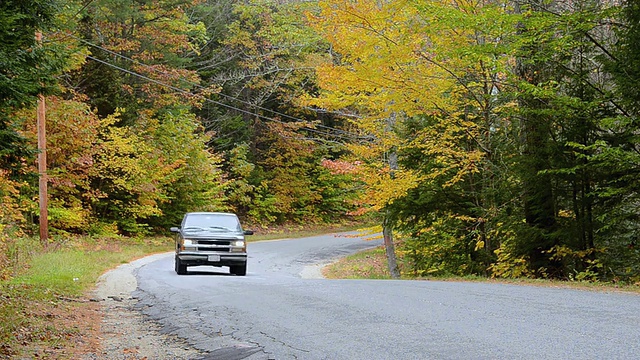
[178,266,239,276]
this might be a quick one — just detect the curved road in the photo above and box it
[132,232,640,360]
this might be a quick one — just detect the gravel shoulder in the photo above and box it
[83,253,206,360]
[83,252,326,360]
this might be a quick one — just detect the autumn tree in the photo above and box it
[253,120,358,224]
[17,96,100,233]
[195,0,325,151]
[71,0,207,120]
[188,0,361,225]
[306,0,524,276]
[224,143,256,219]
[1,0,85,238]
[143,108,227,231]
[61,0,229,233]
[0,0,79,274]
[85,109,218,234]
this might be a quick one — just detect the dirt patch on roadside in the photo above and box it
[2,297,102,360]
[2,256,206,360]
[80,253,206,360]
[81,295,204,360]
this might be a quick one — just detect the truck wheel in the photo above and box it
[175,256,187,275]
[230,264,247,276]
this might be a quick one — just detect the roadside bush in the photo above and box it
[0,170,26,280]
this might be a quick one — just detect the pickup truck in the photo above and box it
[170,212,253,276]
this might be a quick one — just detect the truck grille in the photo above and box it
[196,239,232,252]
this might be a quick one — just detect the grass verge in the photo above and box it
[0,236,171,359]
[322,245,391,279]
[323,246,640,294]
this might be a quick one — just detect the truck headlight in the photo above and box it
[182,239,197,251]
[230,240,245,252]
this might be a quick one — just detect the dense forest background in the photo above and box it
[2,0,640,283]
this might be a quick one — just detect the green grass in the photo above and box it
[14,249,143,296]
[0,236,171,358]
[9,236,170,296]
[323,246,391,279]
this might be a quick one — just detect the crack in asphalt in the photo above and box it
[258,331,310,355]
[133,286,274,359]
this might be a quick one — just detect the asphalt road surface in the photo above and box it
[132,232,640,360]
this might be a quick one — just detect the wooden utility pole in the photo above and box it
[36,31,48,244]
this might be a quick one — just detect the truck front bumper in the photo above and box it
[177,252,247,267]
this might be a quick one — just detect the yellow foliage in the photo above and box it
[48,206,91,232]
[490,247,532,279]
[90,112,173,220]
[304,0,514,213]
[557,209,575,219]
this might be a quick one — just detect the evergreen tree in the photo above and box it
[592,0,640,281]
[0,0,65,179]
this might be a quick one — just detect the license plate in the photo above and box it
[208,254,220,262]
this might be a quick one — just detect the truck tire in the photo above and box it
[230,264,247,276]
[175,256,187,275]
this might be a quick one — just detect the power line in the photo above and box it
[85,55,362,143]
[74,36,369,141]
[72,0,97,20]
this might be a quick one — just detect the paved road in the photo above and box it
[133,232,640,360]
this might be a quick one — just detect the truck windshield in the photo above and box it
[183,214,241,231]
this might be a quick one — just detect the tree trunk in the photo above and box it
[383,213,400,279]
[383,111,400,279]
[514,0,559,274]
